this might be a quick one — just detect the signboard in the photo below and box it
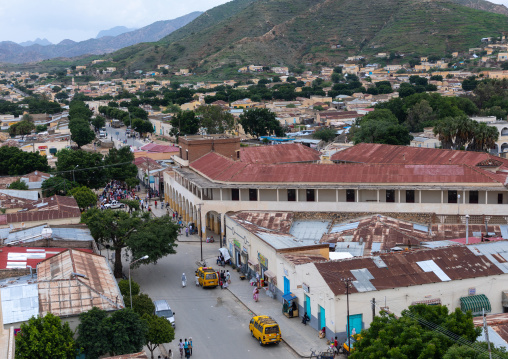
[258,253,268,268]
[233,239,241,249]
[303,282,310,293]
[149,176,155,184]
[242,247,248,254]
[469,287,476,296]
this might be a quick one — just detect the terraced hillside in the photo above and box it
[111,0,508,71]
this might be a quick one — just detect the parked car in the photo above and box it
[249,315,281,346]
[103,200,125,209]
[154,299,175,327]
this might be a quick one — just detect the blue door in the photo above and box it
[319,305,325,330]
[305,294,311,317]
[347,314,362,336]
[283,276,290,295]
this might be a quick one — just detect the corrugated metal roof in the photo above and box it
[351,268,376,292]
[289,221,330,242]
[501,225,508,240]
[413,224,429,233]
[334,242,365,257]
[240,143,320,164]
[417,260,451,281]
[0,189,39,201]
[331,222,360,233]
[1,281,39,324]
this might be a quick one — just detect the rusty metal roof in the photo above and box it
[240,143,320,164]
[102,353,148,359]
[191,153,505,185]
[314,245,504,296]
[37,249,124,317]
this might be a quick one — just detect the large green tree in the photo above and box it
[15,313,75,359]
[433,116,499,151]
[9,120,35,139]
[91,115,106,131]
[132,118,154,135]
[312,128,337,143]
[143,314,175,359]
[8,179,28,190]
[239,108,284,138]
[104,146,138,184]
[69,186,97,210]
[0,146,50,175]
[76,307,148,359]
[196,105,235,134]
[351,109,412,145]
[41,176,78,196]
[170,110,200,136]
[350,305,481,359]
[69,118,95,148]
[56,148,107,189]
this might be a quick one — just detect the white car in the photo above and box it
[103,200,125,209]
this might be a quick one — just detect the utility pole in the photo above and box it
[483,308,493,359]
[342,278,353,352]
[371,297,376,321]
[196,203,204,261]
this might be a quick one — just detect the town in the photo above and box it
[3,19,508,359]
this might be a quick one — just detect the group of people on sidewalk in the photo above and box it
[177,338,193,358]
[218,270,231,289]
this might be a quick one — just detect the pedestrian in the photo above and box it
[189,337,193,356]
[184,339,190,359]
[155,200,157,208]
[226,270,230,284]
[195,273,199,286]
[167,350,173,359]
[182,273,187,287]
[185,227,189,237]
[178,339,184,358]
[253,287,259,302]
[173,212,176,219]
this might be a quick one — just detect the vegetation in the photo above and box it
[81,210,179,277]
[69,186,97,210]
[0,146,50,175]
[350,305,486,359]
[196,104,235,134]
[312,128,337,143]
[8,179,28,190]
[41,176,78,196]
[15,313,75,359]
[239,108,284,138]
[8,120,35,139]
[434,116,499,152]
[351,109,413,146]
[56,149,106,189]
[170,110,200,137]
[144,313,175,359]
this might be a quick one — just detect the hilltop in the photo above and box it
[110,0,508,72]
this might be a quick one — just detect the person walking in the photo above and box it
[188,337,193,356]
[184,338,190,359]
[253,287,259,302]
[185,227,189,237]
[182,273,187,287]
[178,339,184,358]
[225,270,231,284]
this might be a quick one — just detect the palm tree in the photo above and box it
[434,119,455,149]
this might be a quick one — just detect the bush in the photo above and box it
[119,279,140,297]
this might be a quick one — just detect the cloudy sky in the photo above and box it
[0,0,231,44]
[1,0,508,44]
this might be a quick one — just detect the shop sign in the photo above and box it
[258,253,268,267]
[468,287,476,296]
[233,239,241,249]
[242,247,248,254]
[303,282,310,293]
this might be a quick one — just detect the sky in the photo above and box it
[0,0,231,44]
[2,0,508,44]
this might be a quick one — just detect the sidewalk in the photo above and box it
[226,269,332,358]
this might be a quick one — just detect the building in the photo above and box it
[164,141,508,241]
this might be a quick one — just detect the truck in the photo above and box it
[111,119,122,128]
[103,200,125,209]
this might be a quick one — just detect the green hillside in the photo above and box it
[111,0,508,72]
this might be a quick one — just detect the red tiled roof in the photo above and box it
[0,246,93,270]
[240,143,320,164]
[331,143,508,168]
[315,245,503,295]
[190,153,503,184]
[140,143,179,153]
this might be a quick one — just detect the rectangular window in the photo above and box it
[346,189,355,202]
[406,190,415,203]
[306,189,315,202]
[448,190,457,204]
[386,190,395,203]
[249,189,258,201]
[499,193,504,204]
[469,191,479,204]
[287,189,296,202]
[232,189,239,201]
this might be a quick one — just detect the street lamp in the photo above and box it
[465,214,470,245]
[72,165,79,183]
[129,255,149,308]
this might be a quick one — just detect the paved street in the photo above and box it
[129,240,298,359]
[104,122,147,149]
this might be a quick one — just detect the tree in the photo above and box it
[350,305,481,359]
[132,118,154,135]
[118,279,140,297]
[0,146,50,175]
[351,109,412,145]
[104,146,138,184]
[9,120,35,139]
[239,108,284,138]
[69,118,95,148]
[55,91,69,100]
[77,307,148,359]
[56,148,107,189]
[69,100,93,120]
[41,176,78,196]
[127,293,156,318]
[91,115,106,131]
[196,105,234,134]
[312,128,337,142]
[170,110,200,136]
[35,124,47,133]
[433,116,498,151]
[69,186,97,210]
[405,100,437,132]
[8,179,28,190]
[143,314,175,359]
[15,313,75,359]
[126,215,179,268]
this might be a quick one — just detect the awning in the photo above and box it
[411,298,441,306]
[460,294,491,316]
[264,270,276,278]
[248,259,258,266]
[282,292,297,302]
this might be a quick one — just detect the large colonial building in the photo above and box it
[164,138,508,239]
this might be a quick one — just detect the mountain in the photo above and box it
[110,0,508,72]
[452,0,508,15]
[96,26,137,39]
[0,11,201,63]
[19,38,52,47]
